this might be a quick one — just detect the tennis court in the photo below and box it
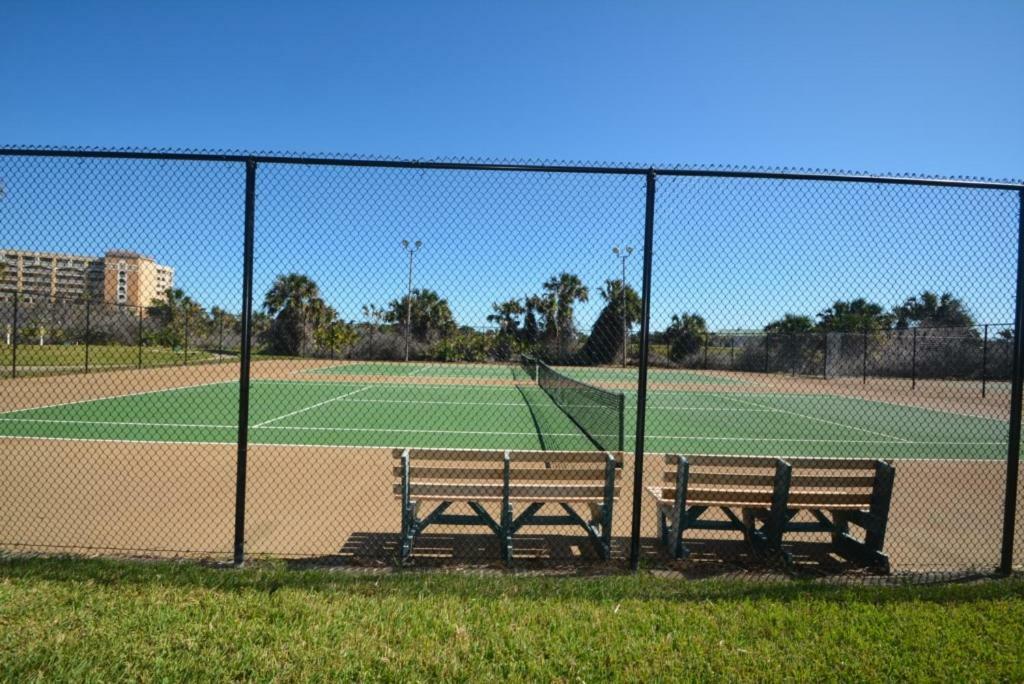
[0,360,1007,460]
[0,359,1015,569]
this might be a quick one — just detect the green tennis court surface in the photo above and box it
[0,376,1007,459]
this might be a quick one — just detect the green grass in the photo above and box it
[0,378,1006,459]
[0,343,217,370]
[0,557,1021,681]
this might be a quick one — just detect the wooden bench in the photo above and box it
[776,457,895,570]
[645,454,792,560]
[394,448,620,564]
[646,454,895,570]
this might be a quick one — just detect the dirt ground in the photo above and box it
[1,437,1019,575]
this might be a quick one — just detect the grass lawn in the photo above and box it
[0,558,1021,681]
[0,344,219,370]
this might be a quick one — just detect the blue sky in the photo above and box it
[1,2,1022,330]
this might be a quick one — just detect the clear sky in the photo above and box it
[1,2,1022,330]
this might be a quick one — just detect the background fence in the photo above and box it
[0,147,1021,579]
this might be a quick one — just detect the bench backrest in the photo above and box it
[660,454,789,507]
[394,449,620,502]
[784,457,892,509]
[660,454,891,510]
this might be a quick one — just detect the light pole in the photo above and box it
[401,239,422,362]
[612,245,634,368]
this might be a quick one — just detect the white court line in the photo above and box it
[0,416,1005,447]
[259,378,522,391]
[251,386,374,428]
[645,405,772,413]
[0,380,237,418]
[718,393,913,444]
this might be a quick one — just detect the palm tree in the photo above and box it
[543,273,589,355]
[487,299,524,335]
[893,291,976,334]
[385,288,455,341]
[148,288,206,350]
[263,273,325,355]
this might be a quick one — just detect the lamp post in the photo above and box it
[612,245,634,367]
[401,239,422,362]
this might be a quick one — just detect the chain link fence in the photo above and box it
[0,148,1020,579]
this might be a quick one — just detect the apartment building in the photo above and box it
[0,249,175,308]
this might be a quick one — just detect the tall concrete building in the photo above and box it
[0,249,175,308]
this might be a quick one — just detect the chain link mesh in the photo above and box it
[0,149,1020,578]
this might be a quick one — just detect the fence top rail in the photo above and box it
[1,146,1022,192]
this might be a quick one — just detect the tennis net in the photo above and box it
[519,354,625,452]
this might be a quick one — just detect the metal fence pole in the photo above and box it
[764,335,770,373]
[629,170,656,571]
[981,323,989,398]
[137,305,144,369]
[234,159,258,567]
[10,292,18,379]
[702,334,709,369]
[84,298,91,374]
[218,311,224,354]
[999,190,1024,576]
[730,337,735,368]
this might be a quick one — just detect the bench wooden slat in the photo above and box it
[665,471,877,488]
[395,449,615,463]
[787,490,873,507]
[395,466,611,481]
[790,474,877,488]
[662,454,779,469]
[777,457,882,470]
[666,471,777,487]
[655,486,776,506]
[660,453,884,471]
[395,482,618,500]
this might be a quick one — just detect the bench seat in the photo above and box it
[395,448,620,564]
[646,453,895,570]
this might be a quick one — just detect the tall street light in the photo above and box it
[612,245,633,368]
[401,239,422,362]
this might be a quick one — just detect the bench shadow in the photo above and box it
[281,531,899,579]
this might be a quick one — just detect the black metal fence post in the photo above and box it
[628,170,656,571]
[999,190,1024,576]
[137,305,144,369]
[84,298,91,374]
[234,159,258,567]
[981,323,989,398]
[764,335,770,373]
[218,311,224,354]
[703,334,709,369]
[10,292,18,379]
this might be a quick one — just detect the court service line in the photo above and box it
[718,393,913,444]
[250,385,374,428]
[0,379,237,418]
